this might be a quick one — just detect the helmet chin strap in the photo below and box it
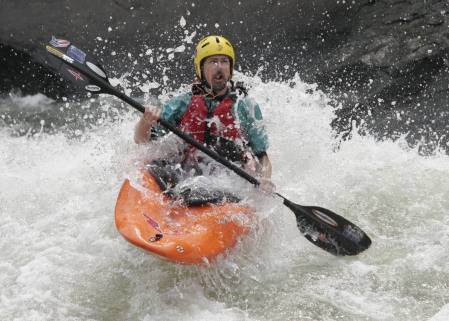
[191,69,231,100]
[207,68,232,99]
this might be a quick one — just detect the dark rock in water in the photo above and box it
[310,0,449,154]
[0,0,358,98]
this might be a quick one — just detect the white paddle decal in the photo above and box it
[312,209,339,227]
[85,85,101,92]
[86,61,107,78]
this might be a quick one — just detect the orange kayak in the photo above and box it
[115,169,254,265]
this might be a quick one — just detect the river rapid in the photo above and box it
[1,70,449,321]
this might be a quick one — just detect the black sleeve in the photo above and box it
[255,151,267,159]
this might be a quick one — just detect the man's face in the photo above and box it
[202,55,231,94]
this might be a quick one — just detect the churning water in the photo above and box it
[1,70,449,321]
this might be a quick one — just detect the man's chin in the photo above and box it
[212,82,228,93]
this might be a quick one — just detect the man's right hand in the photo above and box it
[134,105,161,144]
[142,105,162,127]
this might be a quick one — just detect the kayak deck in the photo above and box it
[115,170,254,265]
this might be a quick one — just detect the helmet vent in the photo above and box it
[201,42,210,48]
[215,37,220,43]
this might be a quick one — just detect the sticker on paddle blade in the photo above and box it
[50,36,70,48]
[318,233,330,243]
[46,45,64,58]
[67,69,85,82]
[85,85,101,92]
[142,212,162,233]
[312,209,339,227]
[46,45,74,64]
[343,225,364,244]
[86,61,107,78]
[67,45,86,64]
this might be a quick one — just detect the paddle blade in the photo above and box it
[282,198,371,256]
[44,36,111,95]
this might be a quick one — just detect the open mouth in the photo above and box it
[214,72,225,81]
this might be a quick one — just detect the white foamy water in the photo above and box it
[1,73,449,321]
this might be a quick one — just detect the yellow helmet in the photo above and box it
[194,36,235,79]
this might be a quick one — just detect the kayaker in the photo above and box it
[134,35,275,192]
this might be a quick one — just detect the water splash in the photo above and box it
[1,68,449,321]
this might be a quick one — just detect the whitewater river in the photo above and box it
[1,72,449,321]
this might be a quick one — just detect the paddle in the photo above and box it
[44,37,371,256]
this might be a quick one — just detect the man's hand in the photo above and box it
[134,105,161,144]
[260,177,276,193]
[142,105,161,127]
